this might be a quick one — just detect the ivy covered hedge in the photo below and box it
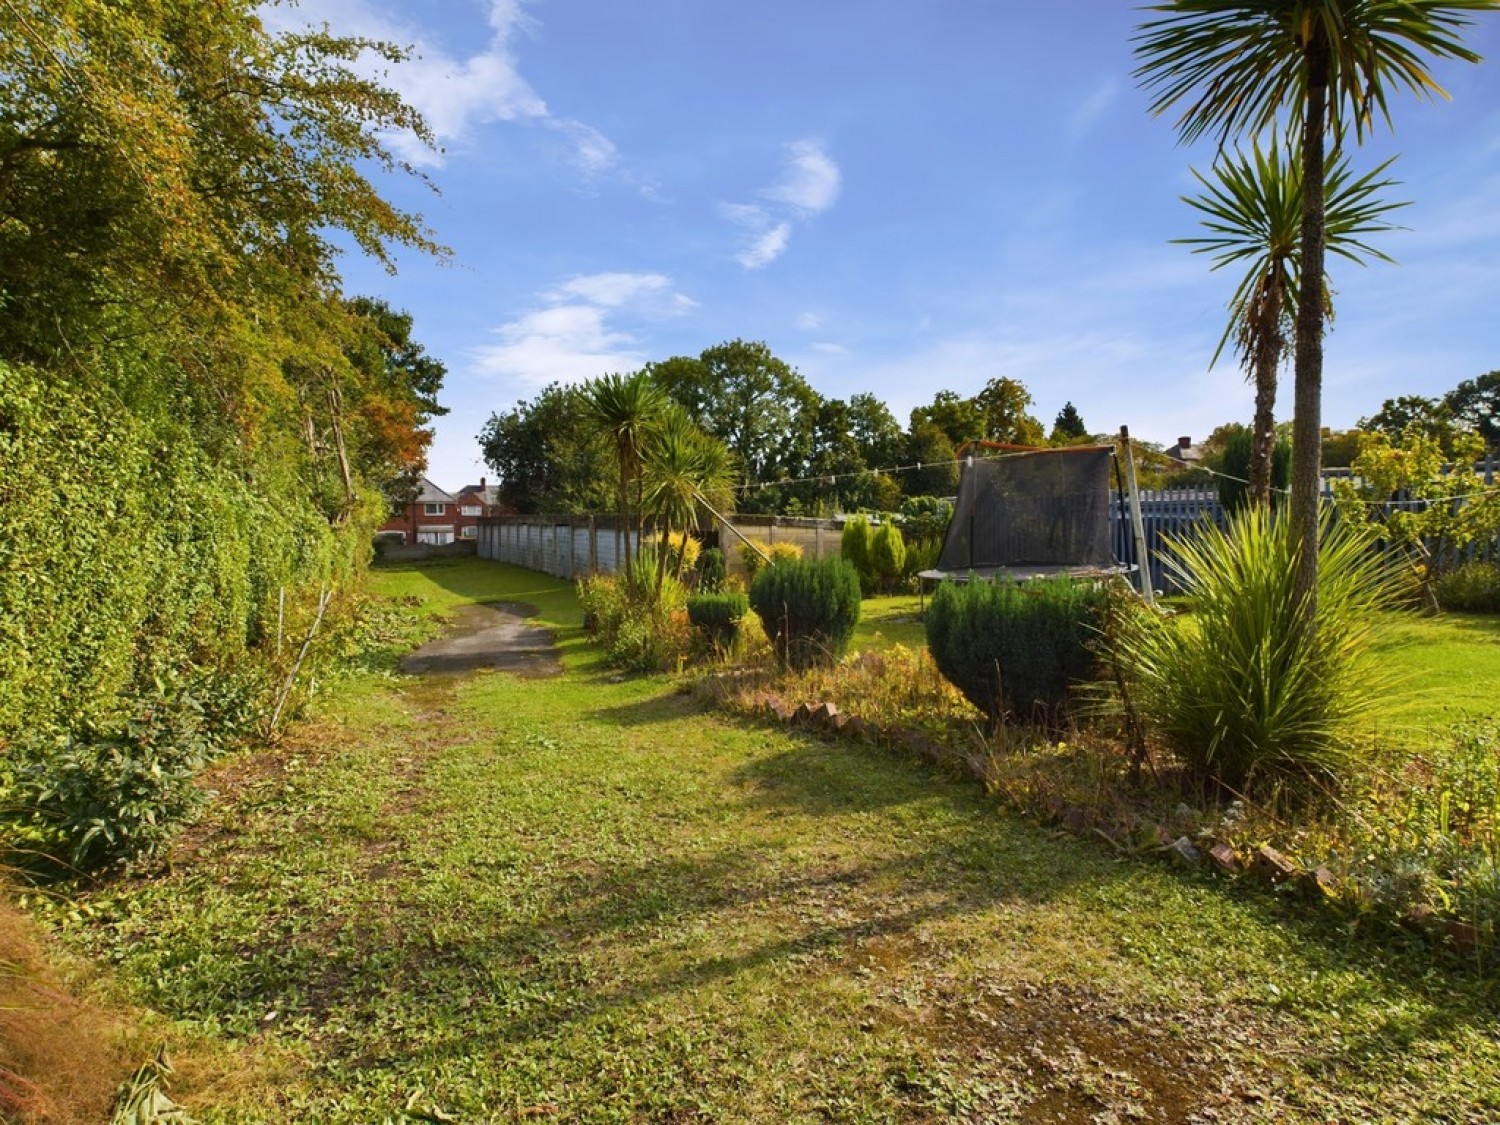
[0,362,371,741]
[0,362,379,869]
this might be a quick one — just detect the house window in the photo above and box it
[460,525,478,539]
[424,502,445,516]
[417,529,454,545]
[460,505,482,517]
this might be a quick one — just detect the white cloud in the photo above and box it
[1067,80,1119,140]
[739,223,793,269]
[547,272,669,307]
[262,0,615,174]
[721,138,841,269]
[470,272,696,392]
[764,139,842,216]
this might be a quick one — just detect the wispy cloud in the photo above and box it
[264,0,616,174]
[1067,79,1119,140]
[764,139,842,216]
[470,272,696,392]
[722,139,841,269]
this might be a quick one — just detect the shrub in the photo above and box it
[3,695,215,873]
[925,576,1107,729]
[697,548,727,594]
[899,496,954,543]
[577,556,692,673]
[870,523,907,593]
[748,557,862,670]
[686,592,749,652]
[840,516,874,592]
[1110,508,1406,798]
[1433,560,1500,614]
[902,537,941,585]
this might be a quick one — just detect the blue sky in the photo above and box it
[268,0,1500,490]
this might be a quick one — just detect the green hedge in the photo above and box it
[925,577,1106,728]
[748,557,861,670]
[0,361,371,869]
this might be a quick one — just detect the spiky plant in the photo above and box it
[1111,507,1409,800]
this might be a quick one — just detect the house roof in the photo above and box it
[456,482,499,505]
[415,478,458,504]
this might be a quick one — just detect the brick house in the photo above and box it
[376,477,505,546]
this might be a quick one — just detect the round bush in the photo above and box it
[687,591,749,651]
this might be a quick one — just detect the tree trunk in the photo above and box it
[1248,284,1284,509]
[1290,34,1331,611]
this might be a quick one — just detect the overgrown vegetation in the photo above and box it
[0,2,445,873]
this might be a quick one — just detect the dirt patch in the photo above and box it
[398,601,562,678]
[907,979,1287,1123]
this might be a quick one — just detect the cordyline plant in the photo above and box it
[1110,506,1409,801]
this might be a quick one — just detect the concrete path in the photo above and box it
[398,601,562,678]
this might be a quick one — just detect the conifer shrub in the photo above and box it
[840,515,874,593]
[925,576,1107,728]
[697,548,727,594]
[748,557,862,670]
[871,523,907,593]
[686,592,749,652]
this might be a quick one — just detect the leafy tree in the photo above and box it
[974,377,1046,446]
[477,384,613,514]
[1051,402,1089,444]
[1178,132,1403,506]
[1443,370,1500,453]
[910,391,984,448]
[1360,394,1458,455]
[905,421,961,497]
[340,298,448,509]
[1320,427,1363,468]
[1332,427,1500,598]
[1136,0,1498,603]
[848,393,906,472]
[654,341,819,507]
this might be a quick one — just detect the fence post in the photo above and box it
[1119,426,1154,603]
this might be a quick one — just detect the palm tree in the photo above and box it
[642,404,737,592]
[1135,0,1497,602]
[586,371,666,582]
[1178,132,1404,506]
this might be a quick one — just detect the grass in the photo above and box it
[1373,611,1500,733]
[20,560,1500,1121]
[851,593,926,651]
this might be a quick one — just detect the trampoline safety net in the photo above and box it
[936,445,1114,572]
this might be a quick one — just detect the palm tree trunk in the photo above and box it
[617,458,632,584]
[1290,33,1331,611]
[1248,290,1283,509]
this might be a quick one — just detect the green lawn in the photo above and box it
[1373,610,1500,733]
[40,560,1500,1122]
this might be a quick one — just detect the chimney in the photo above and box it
[479,476,486,490]
[1178,436,1192,450]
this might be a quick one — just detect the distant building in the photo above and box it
[1164,435,1205,466]
[376,477,505,545]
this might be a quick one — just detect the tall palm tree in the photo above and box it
[1135,0,1497,602]
[642,404,738,592]
[586,371,666,582]
[1178,132,1404,506]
